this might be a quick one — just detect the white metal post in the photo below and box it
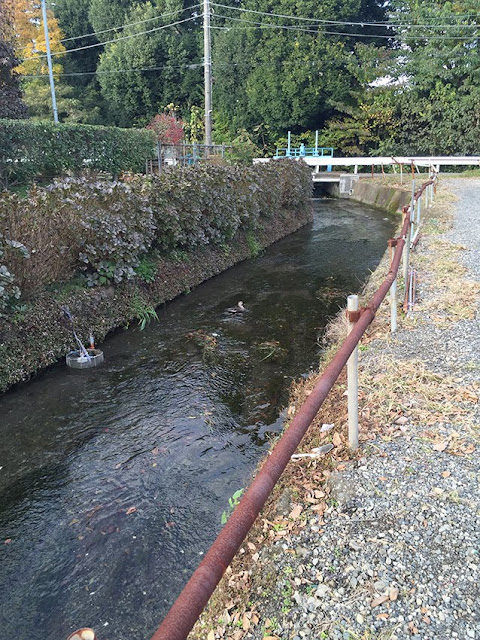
[41,0,58,123]
[389,241,398,333]
[347,295,359,451]
[403,182,415,284]
[203,0,212,146]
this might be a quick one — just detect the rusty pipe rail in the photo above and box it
[151,179,435,640]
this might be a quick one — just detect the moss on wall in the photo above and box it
[351,180,411,213]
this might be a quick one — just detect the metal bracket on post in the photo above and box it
[346,295,359,451]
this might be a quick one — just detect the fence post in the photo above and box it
[403,183,415,285]
[388,239,398,333]
[157,142,162,176]
[347,295,359,451]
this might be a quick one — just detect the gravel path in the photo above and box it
[247,179,480,640]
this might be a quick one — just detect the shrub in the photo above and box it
[54,177,156,285]
[0,186,80,293]
[0,119,155,187]
[0,159,311,301]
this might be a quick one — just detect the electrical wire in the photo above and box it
[211,2,479,29]
[16,4,202,51]
[23,48,478,80]
[20,14,198,61]
[211,13,479,41]
[23,62,205,78]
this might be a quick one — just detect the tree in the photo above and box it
[96,0,202,126]
[0,0,28,118]
[0,41,28,119]
[371,0,480,154]
[11,0,77,119]
[13,0,67,77]
[211,0,390,144]
[148,111,184,144]
[53,0,108,123]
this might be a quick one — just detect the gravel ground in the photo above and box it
[247,179,480,640]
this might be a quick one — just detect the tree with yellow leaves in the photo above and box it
[13,0,66,77]
[8,0,81,119]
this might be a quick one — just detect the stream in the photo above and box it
[0,199,395,639]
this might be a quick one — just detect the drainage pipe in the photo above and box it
[150,215,411,640]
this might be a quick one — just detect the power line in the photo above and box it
[23,49,478,81]
[211,13,479,41]
[16,5,202,52]
[20,14,198,61]
[22,63,205,78]
[211,2,479,29]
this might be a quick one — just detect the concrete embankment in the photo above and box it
[0,205,312,393]
[192,179,480,640]
[351,178,412,213]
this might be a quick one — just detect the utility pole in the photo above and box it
[41,0,58,123]
[203,0,212,146]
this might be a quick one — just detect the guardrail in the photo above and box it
[69,175,437,640]
[274,146,334,158]
[148,176,436,640]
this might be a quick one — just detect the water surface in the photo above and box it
[0,199,395,639]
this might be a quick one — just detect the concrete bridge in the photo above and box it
[254,154,480,197]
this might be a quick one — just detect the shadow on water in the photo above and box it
[0,199,395,639]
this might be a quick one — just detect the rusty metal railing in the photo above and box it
[148,175,437,640]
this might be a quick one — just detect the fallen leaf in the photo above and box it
[408,622,419,634]
[126,506,137,515]
[333,432,342,447]
[4,538,11,545]
[242,614,250,632]
[389,587,399,601]
[433,441,448,452]
[376,613,389,620]
[289,504,303,520]
[371,595,389,608]
[441,470,451,478]
[394,416,409,425]
[207,631,215,640]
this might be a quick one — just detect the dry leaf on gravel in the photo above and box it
[371,594,389,607]
[289,504,303,520]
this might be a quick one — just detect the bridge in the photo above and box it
[254,153,480,196]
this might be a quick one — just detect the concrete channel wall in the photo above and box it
[350,179,412,213]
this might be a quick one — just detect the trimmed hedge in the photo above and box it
[0,119,156,187]
[0,160,312,309]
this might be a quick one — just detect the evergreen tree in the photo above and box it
[0,0,28,118]
[0,39,28,119]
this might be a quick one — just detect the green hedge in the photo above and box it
[0,119,156,187]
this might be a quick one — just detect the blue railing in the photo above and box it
[274,146,334,158]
